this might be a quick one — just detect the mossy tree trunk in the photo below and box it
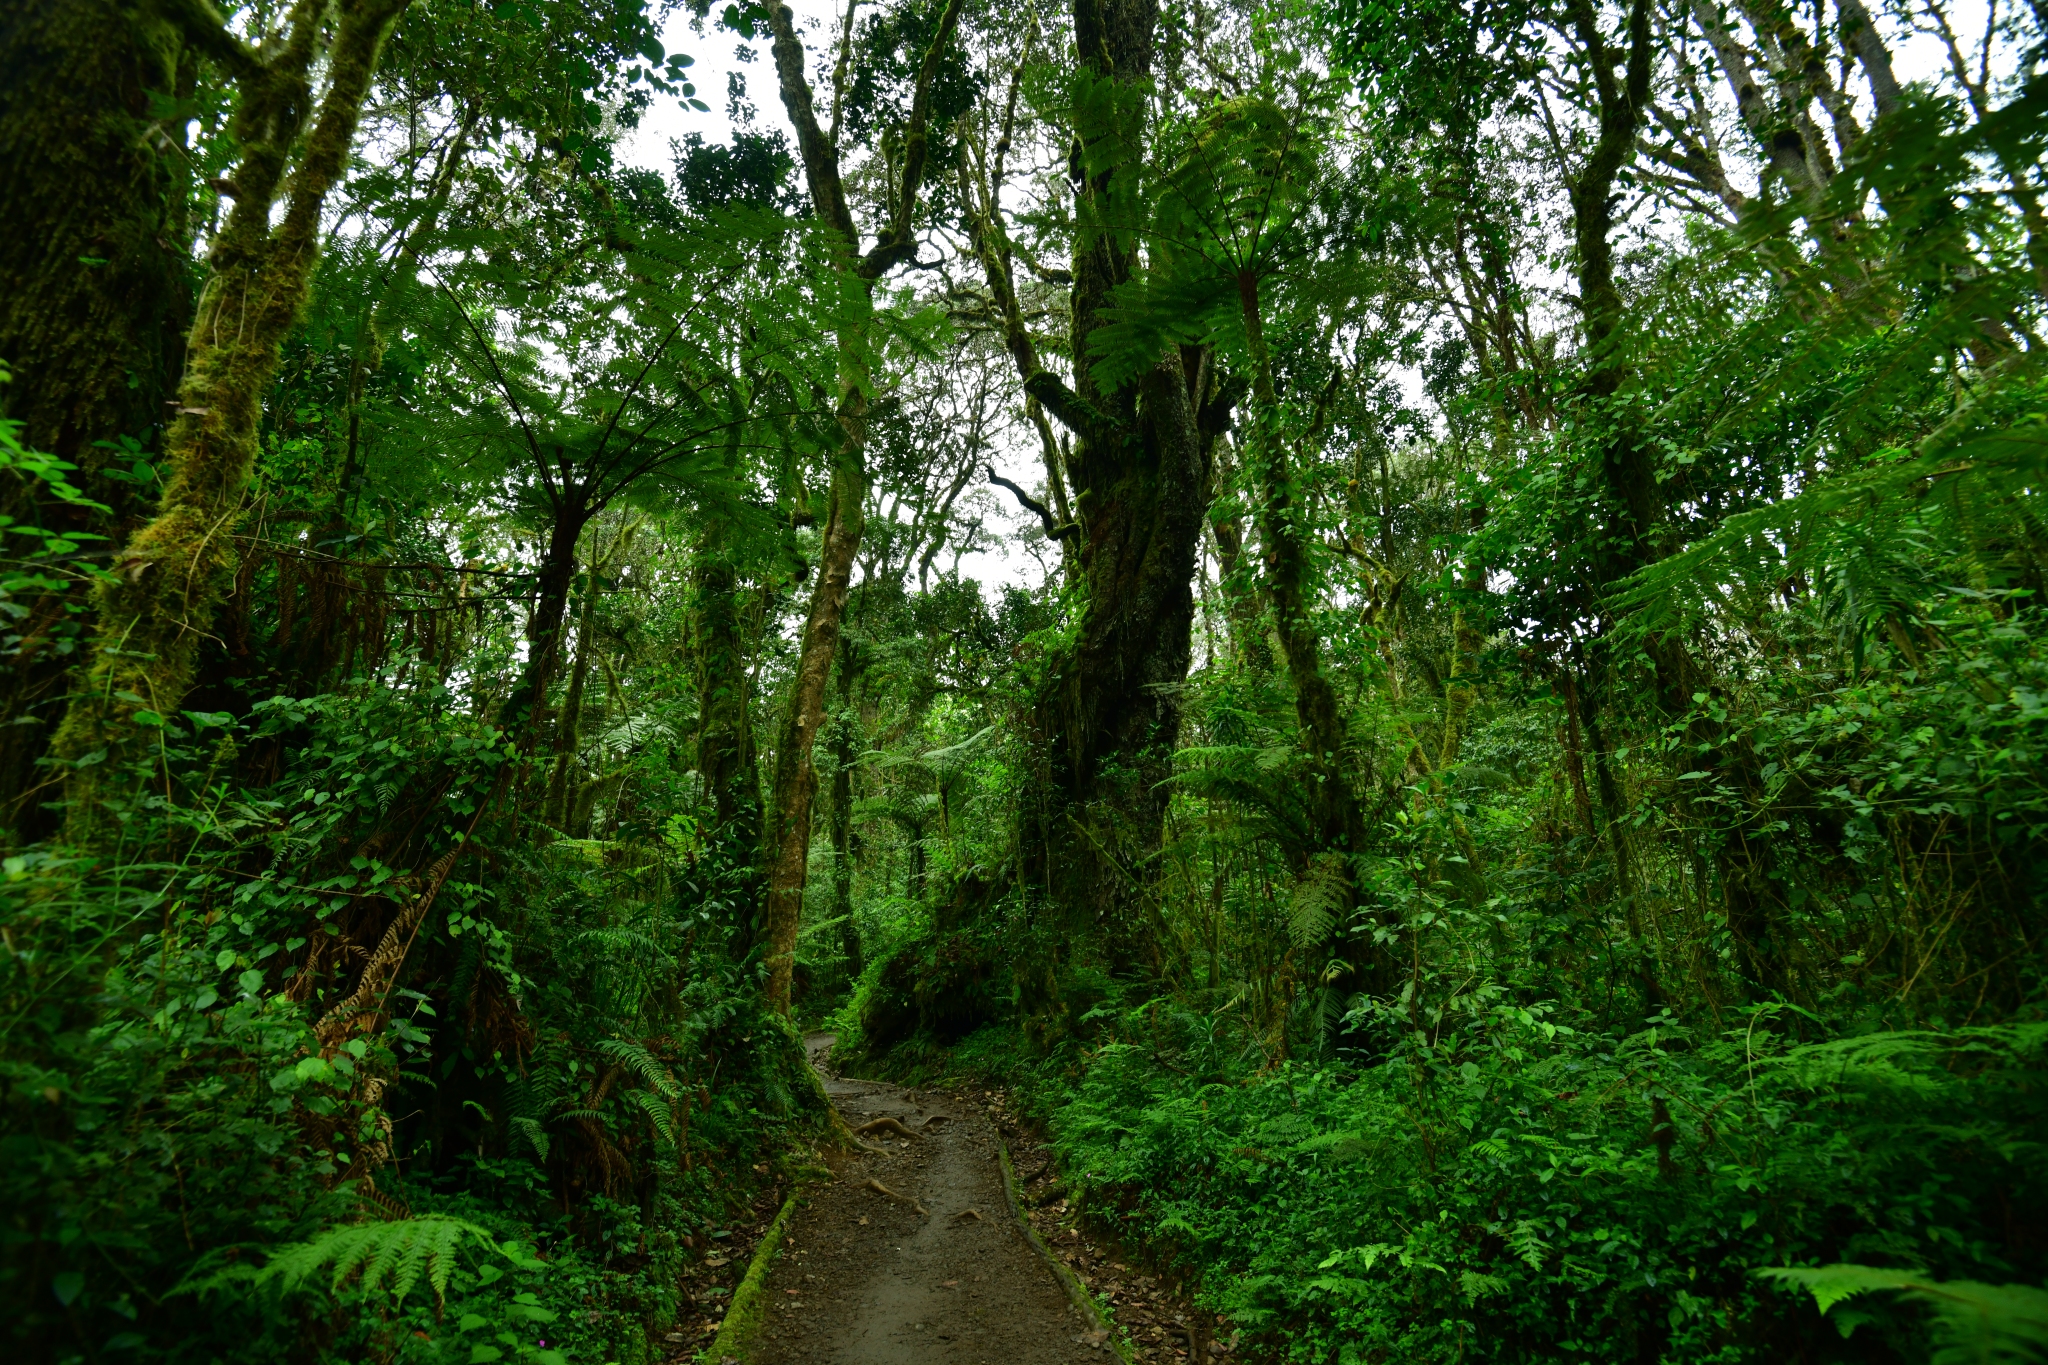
[1234,270,1394,1002]
[756,0,966,1016]
[53,0,415,838]
[0,0,198,834]
[693,512,763,861]
[761,446,864,1010]
[969,0,1224,985]
[828,643,862,975]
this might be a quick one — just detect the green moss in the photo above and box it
[700,1189,800,1364]
[53,0,410,837]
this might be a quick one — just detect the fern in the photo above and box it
[510,1115,551,1161]
[1288,852,1351,951]
[1759,1265,2048,1363]
[598,712,674,751]
[629,1087,678,1144]
[598,1036,681,1097]
[1617,412,2048,643]
[180,1216,499,1308]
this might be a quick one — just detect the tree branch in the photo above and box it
[986,463,1077,541]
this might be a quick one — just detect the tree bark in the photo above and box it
[0,0,197,833]
[761,448,864,1010]
[547,518,633,830]
[965,0,1215,986]
[547,552,601,830]
[53,0,415,837]
[1237,271,1379,986]
[498,499,594,747]
[754,0,963,1015]
[829,645,861,975]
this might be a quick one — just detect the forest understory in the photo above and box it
[4,0,2048,1361]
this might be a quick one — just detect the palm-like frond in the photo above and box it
[179,1216,497,1308]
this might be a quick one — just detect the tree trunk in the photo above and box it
[829,648,861,975]
[53,0,414,837]
[755,0,961,1014]
[547,552,601,830]
[498,502,592,748]
[0,0,197,834]
[761,448,865,1012]
[962,0,1219,989]
[1237,271,1377,987]
[693,514,762,854]
[1206,443,1272,675]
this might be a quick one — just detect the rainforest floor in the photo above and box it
[730,1034,1230,1365]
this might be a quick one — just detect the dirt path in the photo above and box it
[740,1034,1110,1365]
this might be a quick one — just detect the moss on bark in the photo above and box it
[53,0,414,838]
[0,0,198,832]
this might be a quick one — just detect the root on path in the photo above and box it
[863,1176,928,1217]
[851,1116,921,1140]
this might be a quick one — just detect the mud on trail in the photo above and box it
[736,1034,1109,1365]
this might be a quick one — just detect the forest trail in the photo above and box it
[739,1035,1108,1365]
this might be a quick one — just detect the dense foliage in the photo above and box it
[3,0,2046,1361]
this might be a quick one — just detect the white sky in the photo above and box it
[614,1,1049,597]
[609,0,2007,603]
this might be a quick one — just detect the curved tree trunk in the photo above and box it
[760,446,864,1012]
[54,0,415,839]
[755,0,963,1015]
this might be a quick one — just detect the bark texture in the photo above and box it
[54,0,414,837]
[0,0,196,833]
[754,0,964,1014]
[968,0,1218,983]
[761,450,864,1010]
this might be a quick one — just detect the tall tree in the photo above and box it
[965,0,1227,981]
[755,0,969,1014]
[0,0,202,832]
[52,0,416,834]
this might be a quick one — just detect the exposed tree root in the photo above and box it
[852,1116,921,1139]
[864,1177,928,1216]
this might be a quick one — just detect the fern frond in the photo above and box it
[1288,852,1351,951]
[599,712,674,751]
[179,1217,497,1308]
[598,1037,681,1097]
[511,1115,551,1161]
[629,1087,679,1144]
[1759,1264,2048,1363]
